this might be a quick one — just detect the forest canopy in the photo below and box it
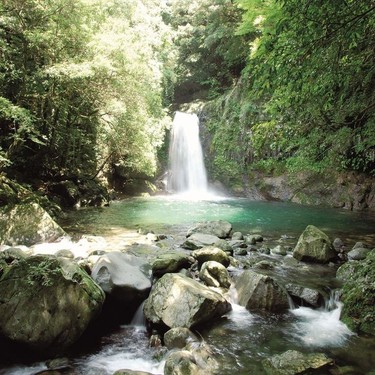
[0,0,374,196]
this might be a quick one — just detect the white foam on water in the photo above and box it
[290,302,355,347]
[77,351,165,374]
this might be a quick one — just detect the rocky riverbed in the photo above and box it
[0,202,374,374]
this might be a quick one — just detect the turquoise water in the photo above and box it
[62,196,375,246]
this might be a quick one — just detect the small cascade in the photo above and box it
[290,289,354,347]
[130,301,146,329]
[167,111,208,196]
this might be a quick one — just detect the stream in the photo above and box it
[2,196,375,374]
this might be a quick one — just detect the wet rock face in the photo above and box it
[235,270,290,312]
[0,255,105,352]
[143,273,231,329]
[292,225,336,263]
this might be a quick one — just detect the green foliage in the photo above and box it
[26,259,60,287]
[167,0,250,100]
[203,0,375,180]
[0,0,170,187]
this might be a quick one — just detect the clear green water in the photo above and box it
[61,196,375,246]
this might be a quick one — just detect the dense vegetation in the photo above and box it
[0,0,170,194]
[178,0,375,184]
[0,0,374,200]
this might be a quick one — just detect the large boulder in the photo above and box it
[187,220,232,239]
[262,350,333,374]
[191,246,230,268]
[337,251,375,335]
[0,255,105,352]
[0,203,66,246]
[235,270,290,312]
[292,225,336,263]
[182,233,220,250]
[143,273,231,329]
[91,251,152,304]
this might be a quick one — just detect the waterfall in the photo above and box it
[167,111,208,196]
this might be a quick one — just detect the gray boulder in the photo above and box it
[262,350,333,374]
[151,252,193,276]
[0,255,104,352]
[91,251,151,303]
[0,203,66,246]
[285,284,321,307]
[347,247,371,261]
[182,233,220,250]
[236,270,289,312]
[191,246,230,268]
[293,225,336,263]
[199,261,231,289]
[143,273,231,329]
[187,220,232,239]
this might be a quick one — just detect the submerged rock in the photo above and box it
[262,350,333,374]
[235,270,289,312]
[0,255,105,352]
[0,203,66,246]
[187,220,232,239]
[293,225,336,263]
[143,273,231,329]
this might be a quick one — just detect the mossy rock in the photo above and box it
[0,255,105,353]
[0,202,66,246]
[339,252,375,335]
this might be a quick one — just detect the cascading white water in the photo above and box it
[167,111,208,196]
[290,289,354,347]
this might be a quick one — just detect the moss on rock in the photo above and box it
[338,251,375,335]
